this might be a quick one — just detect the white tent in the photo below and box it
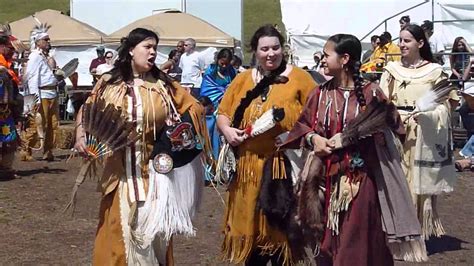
[10,9,106,87]
[104,10,237,66]
[281,0,474,68]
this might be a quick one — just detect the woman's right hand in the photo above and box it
[311,134,334,157]
[221,126,246,147]
[73,135,89,157]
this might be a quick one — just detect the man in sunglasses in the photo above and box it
[89,45,106,84]
[22,24,59,161]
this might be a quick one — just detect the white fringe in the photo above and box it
[422,196,445,240]
[118,182,160,265]
[134,156,204,246]
[389,238,428,262]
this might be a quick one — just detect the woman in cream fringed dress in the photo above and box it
[380,24,456,240]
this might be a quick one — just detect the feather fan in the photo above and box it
[65,99,140,215]
[81,98,141,158]
[330,98,392,149]
[215,107,285,185]
[416,79,452,112]
[244,107,285,137]
[402,79,452,122]
[60,58,79,78]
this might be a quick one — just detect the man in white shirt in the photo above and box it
[22,24,58,161]
[179,38,205,97]
[422,20,446,65]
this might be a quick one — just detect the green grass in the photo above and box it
[0,0,280,64]
[0,0,69,23]
[242,0,285,64]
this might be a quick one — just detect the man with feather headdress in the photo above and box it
[21,23,59,161]
[0,24,24,179]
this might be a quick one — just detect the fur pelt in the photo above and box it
[257,151,327,261]
[295,152,325,254]
[258,153,294,231]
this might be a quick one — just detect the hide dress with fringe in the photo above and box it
[380,62,456,239]
[282,80,427,265]
[217,67,316,265]
[88,73,211,265]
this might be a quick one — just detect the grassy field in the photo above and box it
[0,0,69,23]
[0,0,281,63]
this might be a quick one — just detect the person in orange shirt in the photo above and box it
[0,29,23,179]
[0,37,21,86]
[370,31,401,64]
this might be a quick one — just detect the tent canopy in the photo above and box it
[281,0,474,68]
[105,11,235,47]
[10,9,106,47]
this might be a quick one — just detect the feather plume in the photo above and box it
[416,79,451,112]
[244,107,285,137]
[401,80,452,123]
[0,24,28,52]
[0,24,12,37]
[330,98,392,149]
[30,22,51,49]
[22,94,39,115]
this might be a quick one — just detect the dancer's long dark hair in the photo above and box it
[327,34,366,109]
[401,24,434,63]
[108,28,172,85]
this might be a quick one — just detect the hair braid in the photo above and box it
[352,61,366,110]
[231,60,287,128]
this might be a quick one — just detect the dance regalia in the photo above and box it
[0,50,21,177]
[380,61,456,239]
[282,79,427,264]
[200,64,236,163]
[218,67,315,264]
[88,73,211,265]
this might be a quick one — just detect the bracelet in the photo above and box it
[305,132,317,147]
